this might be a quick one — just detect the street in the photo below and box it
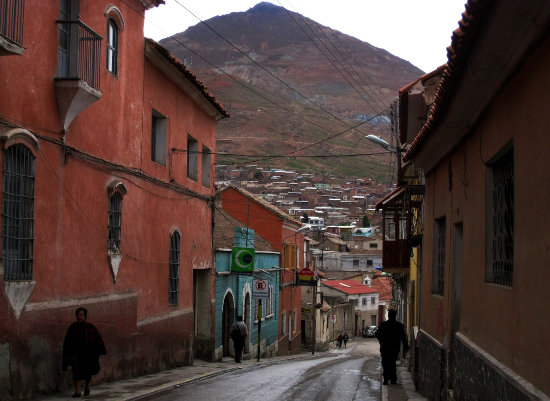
[142,338,382,401]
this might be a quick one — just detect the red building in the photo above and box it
[0,1,227,399]
[219,185,305,355]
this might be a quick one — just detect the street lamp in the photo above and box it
[365,134,403,182]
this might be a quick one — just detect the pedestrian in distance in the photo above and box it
[343,332,349,348]
[62,307,107,398]
[375,309,409,385]
[230,315,248,363]
[337,333,343,348]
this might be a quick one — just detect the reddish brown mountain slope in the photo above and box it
[160,2,423,181]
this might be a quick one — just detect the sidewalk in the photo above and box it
[382,360,428,401]
[31,352,313,401]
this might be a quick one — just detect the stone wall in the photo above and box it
[417,330,445,401]
[454,334,541,401]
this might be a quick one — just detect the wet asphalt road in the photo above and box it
[142,338,382,401]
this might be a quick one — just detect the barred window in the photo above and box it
[486,149,513,286]
[169,231,180,305]
[2,145,35,281]
[108,192,122,252]
[432,217,446,295]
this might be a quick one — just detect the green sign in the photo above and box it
[231,247,255,273]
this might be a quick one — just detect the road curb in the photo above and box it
[125,367,242,401]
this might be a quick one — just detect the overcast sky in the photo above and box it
[144,0,467,73]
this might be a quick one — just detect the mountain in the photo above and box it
[160,2,424,182]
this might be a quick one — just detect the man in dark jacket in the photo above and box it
[230,315,248,363]
[62,307,107,397]
[375,309,409,385]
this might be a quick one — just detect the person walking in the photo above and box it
[230,315,248,363]
[375,309,409,385]
[343,332,349,348]
[336,333,343,348]
[62,307,107,398]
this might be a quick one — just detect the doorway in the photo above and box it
[193,269,212,360]
[222,292,235,357]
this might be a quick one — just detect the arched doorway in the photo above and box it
[222,292,234,357]
[244,292,251,354]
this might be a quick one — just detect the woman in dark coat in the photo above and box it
[62,307,107,398]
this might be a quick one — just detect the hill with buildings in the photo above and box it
[160,2,423,182]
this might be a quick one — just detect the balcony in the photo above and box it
[0,0,25,55]
[55,19,102,131]
[376,185,424,273]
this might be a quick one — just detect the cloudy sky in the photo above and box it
[144,0,467,73]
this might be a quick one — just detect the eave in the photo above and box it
[144,39,228,122]
[404,0,550,173]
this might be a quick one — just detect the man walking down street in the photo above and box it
[375,309,409,385]
[230,316,248,363]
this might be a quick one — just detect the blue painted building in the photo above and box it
[214,209,280,361]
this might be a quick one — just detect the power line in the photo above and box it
[171,0,389,133]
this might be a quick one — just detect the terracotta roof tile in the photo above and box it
[370,272,393,301]
[145,39,229,119]
[322,279,378,295]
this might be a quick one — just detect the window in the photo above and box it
[353,259,359,266]
[432,217,446,295]
[267,285,273,316]
[384,212,395,241]
[187,135,198,181]
[362,297,367,306]
[151,110,167,165]
[371,315,377,326]
[2,145,35,281]
[106,18,118,75]
[201,146,211,187]
[57,0,101,89]
[293,310,297,334]
[169,232,180,305]
[57,0,74,78]
[367,259,373,266]
[108,192,122,252]
[282,312,286,335]
[371,297,375,305]
[354,299,359,306]
[369,243,377,248]
[283,243,298,270]
[486,148,514,286]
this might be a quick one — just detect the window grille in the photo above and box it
[487,150,514,286]
[169,231,180,305]
[108,192,122,252]
[2,144,35,281]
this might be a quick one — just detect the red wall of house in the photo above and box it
[0,1,217,398]
[220,188,304,354]
[420,32,550,395]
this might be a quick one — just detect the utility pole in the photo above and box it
[311,282,316,355]
[257,299,262,361]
